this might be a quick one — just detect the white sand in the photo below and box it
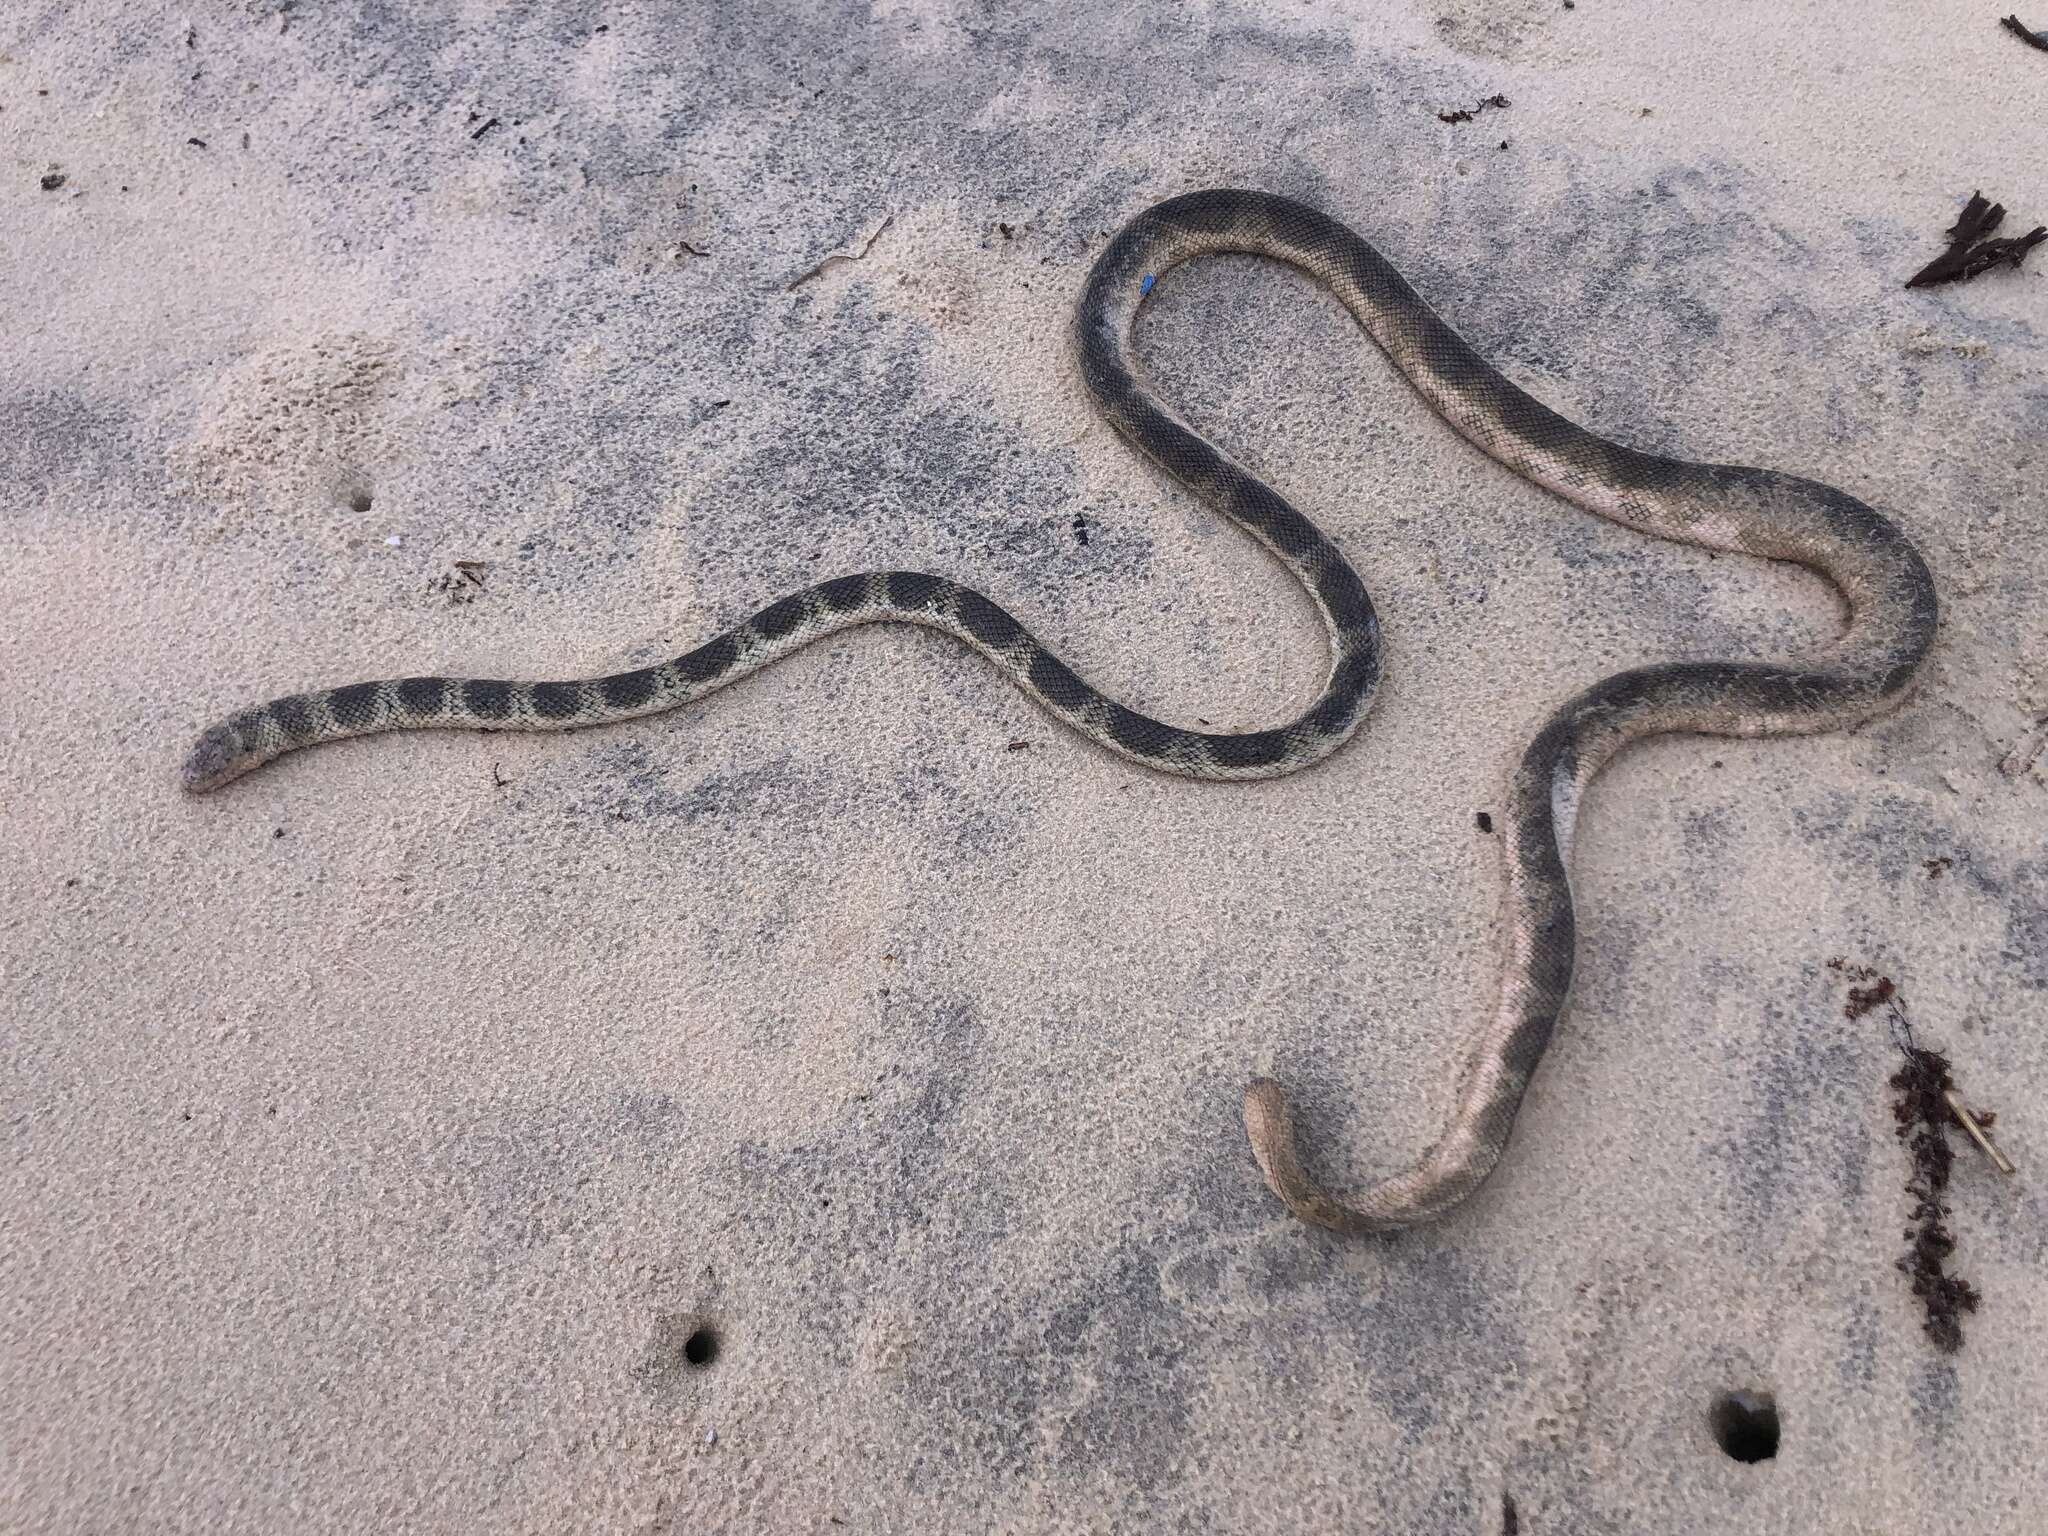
[4,2,2044,1530]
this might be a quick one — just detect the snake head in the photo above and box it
[181,721,249,794]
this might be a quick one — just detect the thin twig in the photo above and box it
[787,214,895,291]
[1998,714,2048,778]
[1944,1090,2017,1175]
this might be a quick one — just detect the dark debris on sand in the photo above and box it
[1889,1044,1985,1353]
[1438,93,1509,125]
[1829,959,1997,1353]
[2000,13,2048,53]
[1905,190,2047,288]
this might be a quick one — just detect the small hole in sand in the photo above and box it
[683,1328,720,1368]
[1710,1391,1779,1462]
[347,489,374,513]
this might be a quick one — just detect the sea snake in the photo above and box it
[182,189,1939,1231]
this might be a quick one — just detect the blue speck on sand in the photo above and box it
[1140,273,1155,296]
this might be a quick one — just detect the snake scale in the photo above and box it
[183,189,1938,1231]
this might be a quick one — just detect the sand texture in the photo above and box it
[4,2,2045,1531]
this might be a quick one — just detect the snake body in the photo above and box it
[183,189,1937,1232]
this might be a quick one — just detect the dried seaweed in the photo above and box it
[1438,93,1510,125]
[1905,190,2047,288]
[1844,974,1894,1019]
[1829,959,1998,1352]
[1889,1045,1981,1353]
[2001,13,2048,52]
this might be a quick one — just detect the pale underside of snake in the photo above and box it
[183,189,1938,1231]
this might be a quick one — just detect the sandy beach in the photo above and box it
[4,2,2045,1530]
